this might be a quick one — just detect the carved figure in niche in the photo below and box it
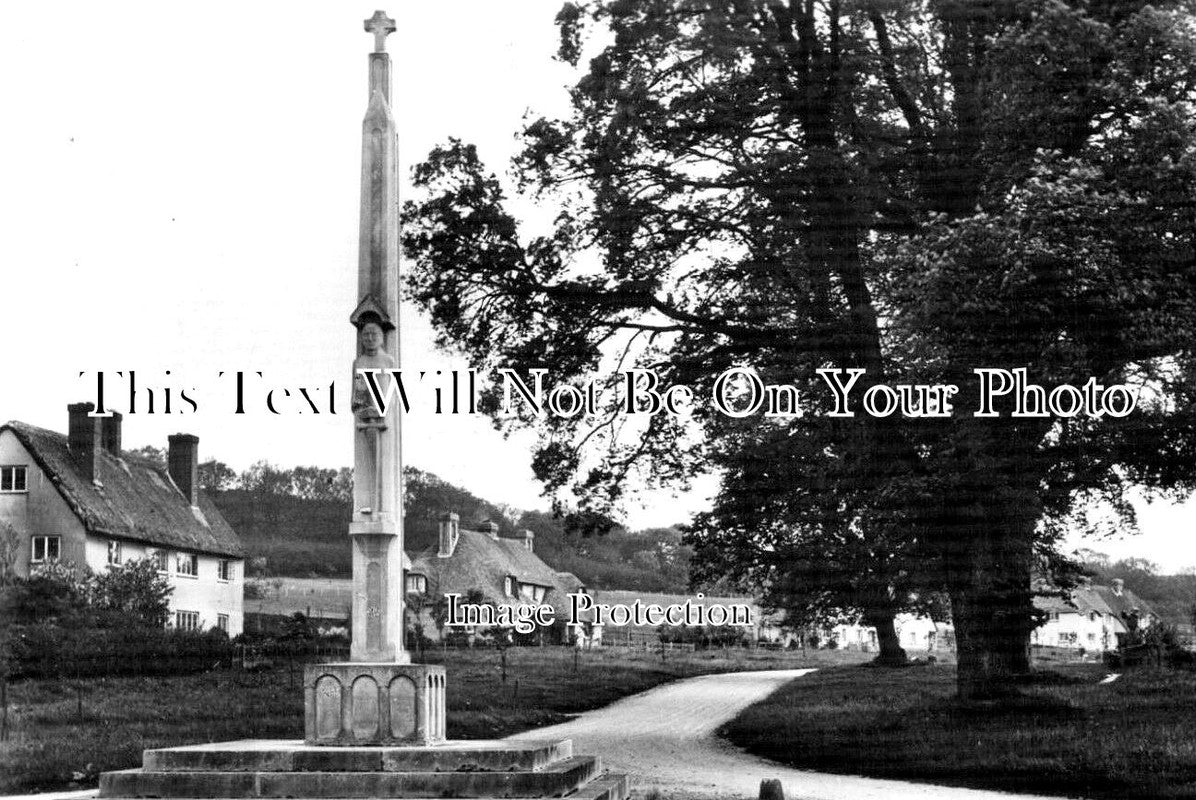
[352,319,394,515]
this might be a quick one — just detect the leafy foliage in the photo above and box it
[0,519,20,584]
[0,560,172,629]
[0,562,88,626]
[401,0,1196,697]
[86,557,172,628]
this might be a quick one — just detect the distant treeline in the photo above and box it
[164,453,692,592]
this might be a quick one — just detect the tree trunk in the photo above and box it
[952,590,1032,700]
[864,608,907,666]
[949,524,1035,700]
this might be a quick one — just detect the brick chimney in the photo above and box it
[168,433,199,506]
[102,411,123,455]
[483,521,500,540]
[437,511,460,558]
[67,402,101,482]
[520,529,535,553]
[1112,578,1124,597]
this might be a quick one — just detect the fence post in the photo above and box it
[759,778,784,800]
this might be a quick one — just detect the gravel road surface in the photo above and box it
[510,669,1066,800]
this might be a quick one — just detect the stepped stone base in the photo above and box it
[98,738,630,800]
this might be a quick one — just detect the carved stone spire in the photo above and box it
[347,9,405,667]
[304,10,447,748]
[351,12,399,335]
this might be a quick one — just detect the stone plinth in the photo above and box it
[303,663,445,746]
[98,738,630,800]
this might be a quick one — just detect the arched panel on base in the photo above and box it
[351,675,380,741]
[314,675,342,742]
[389,675,417,739]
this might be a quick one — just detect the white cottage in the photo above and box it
[0,403,245,635]
[1033,580,1158,652]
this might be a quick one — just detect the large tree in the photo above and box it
[402,0,1196,697]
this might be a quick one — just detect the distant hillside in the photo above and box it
[211,468,519,577]
[213,491,349,577]
[209,465,691,592]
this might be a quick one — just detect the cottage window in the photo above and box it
[151,549,170,572]
[504,575,515,597]
[406,574,427,594]
[107,540,122,565]
[1,465,28,492]
[217,560,232,582]
[31,535,61,563]
[1059,632,1078,645]
[217,614,229,632]
[175,610,201,631]
[520,584,547,603]
[176,553,198,577]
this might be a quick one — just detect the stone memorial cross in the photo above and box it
[301,9,447,747]
[365,10,396,53]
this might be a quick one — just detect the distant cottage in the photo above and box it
[0,403,245,635]
[406,512,599,646]
[1032,579,1159,651]
[800,579,1156,657]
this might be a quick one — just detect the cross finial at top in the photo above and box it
[364,10,396,53]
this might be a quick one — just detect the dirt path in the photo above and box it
[510,669,1064,800]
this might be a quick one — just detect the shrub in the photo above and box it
[0,563,88,625]
[7,622,236,679]
[86,558,172,627]
[658,624,750,648]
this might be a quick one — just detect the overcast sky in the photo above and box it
[0,2,1192,569]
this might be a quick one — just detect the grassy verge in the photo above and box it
[722,662,1196,800]
[0,645,865,793]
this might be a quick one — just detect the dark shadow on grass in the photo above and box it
[928,691,1083,720]
[1015,668,1087,686]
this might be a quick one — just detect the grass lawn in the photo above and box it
[0,645,864,793]
[723,661,1196,800]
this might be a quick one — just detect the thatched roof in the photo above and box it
[1035,586,1102,615]
[2,421,243,559]
[1034,583,1154,622]
[554,571,586,593]
[1091,584,1157,620]
[409,528,579,620]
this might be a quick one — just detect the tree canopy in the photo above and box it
[402,0,1196,697]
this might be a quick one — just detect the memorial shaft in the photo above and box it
[303,12,447,747]
[348,9,406,665]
